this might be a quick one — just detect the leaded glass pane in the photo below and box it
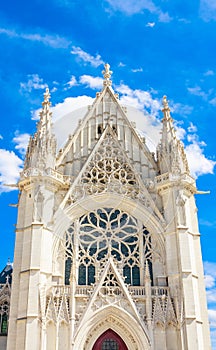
[78,264,86,285]
[65,258,71,285]
[88,265,95,285]
[102,339,119,350]
[1,314,7,334]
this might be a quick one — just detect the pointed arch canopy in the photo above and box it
[53,193,165,253]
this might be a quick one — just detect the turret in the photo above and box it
[24,87,56,171]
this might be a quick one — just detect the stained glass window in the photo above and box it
[63,208,163,286]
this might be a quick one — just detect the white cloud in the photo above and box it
[116,83,132,96]
[200,0,216,21]
[0,135,3,140]
[187,86,208,99]
[158,11,172,23]
[51,87,58,93]
[105,0,157,15]
[209,309,216,327]
[187,122,197,133]
[116,83,161,117]
[52,95,94,123]
[0,28,70,48]
[178,18,191,24]
[131,67,143,72]
[31,95,94,123]
[204,262,216,280]
[118,62,126,67]
[127,106,161,151]
[175,125,186,141]
[0,149,23,193]
[20,74,47,93]
[204,70,214,76]
[79,75,103,89]
[71,46,104,67]
[205,275,215,289]
[204,262,216,349]
[207,290,216,304]
[13,132,30,156]
[31,110,40,121]
[200,219,216,228]
[65,75,78,89]
[171,102,193,116]
[105,0,172,22]
[185,142,215,178]
[146,22,155,27]
[52,96,94,148]
[210,329,216,350]
[210,97,216,106]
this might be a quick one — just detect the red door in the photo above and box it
[92,329,128,350]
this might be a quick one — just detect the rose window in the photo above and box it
[63,208,162,286]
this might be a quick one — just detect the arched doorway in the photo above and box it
[92,329,128,350]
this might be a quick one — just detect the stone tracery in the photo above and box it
[61,207,163,287]
[69,132,140,202]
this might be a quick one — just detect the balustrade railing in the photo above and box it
[21,167,70,183]
[156,172,195,186]
[151,286,169,296]
[49,285,169,298]
[129,286,146,296]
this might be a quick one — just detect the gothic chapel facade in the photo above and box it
[7,65,211,349]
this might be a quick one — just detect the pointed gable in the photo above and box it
[76,258,146,328]
[60,126,164,223]
[56,71,157,183]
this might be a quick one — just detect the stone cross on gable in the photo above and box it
[102,63,113,86]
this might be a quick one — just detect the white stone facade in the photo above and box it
[7,64,211,349]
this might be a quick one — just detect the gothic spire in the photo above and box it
[157,95,189,175]
[39,87,52,134]
[161,95,176,143]
[24,87,57,170]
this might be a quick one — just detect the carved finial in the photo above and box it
[162,95,172,122]
[39,87,51,120]
[162,95,170,111]
[102,63,113,86]
[42,87,51,105]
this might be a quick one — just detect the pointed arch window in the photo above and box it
[1,313,8,334]
[92,329,128,350]
[0,301,9,335]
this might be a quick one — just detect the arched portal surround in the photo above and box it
[74,307,151,350]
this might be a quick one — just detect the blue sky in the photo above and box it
[0,0,216,346]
